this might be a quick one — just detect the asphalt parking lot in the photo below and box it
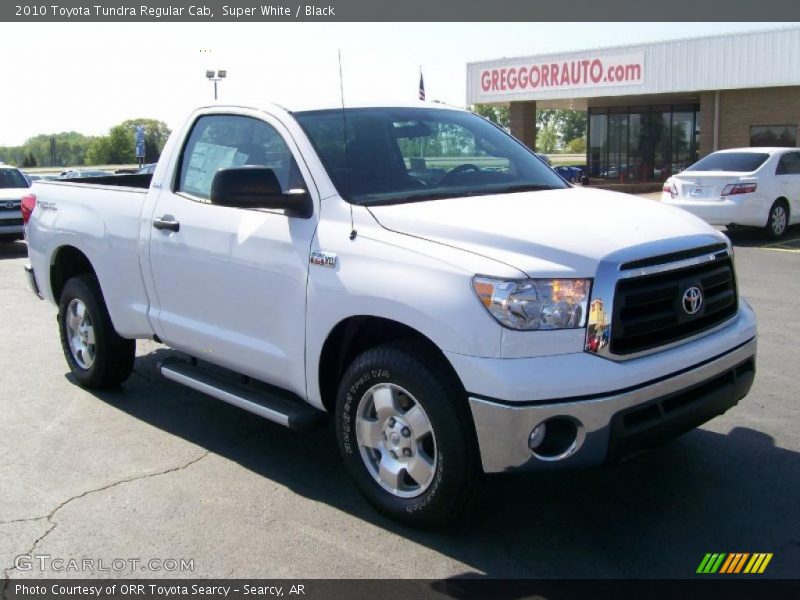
[1,226,798,580]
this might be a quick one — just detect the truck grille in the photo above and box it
[610,256,737,355]
[0,218,24,226]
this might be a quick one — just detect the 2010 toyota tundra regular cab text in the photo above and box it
[23,103,757,527]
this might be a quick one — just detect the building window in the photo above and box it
[588,104,700,182]
[588,112,607,178]
[750,125,798,148]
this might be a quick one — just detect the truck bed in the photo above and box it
[27,178,155,340]
[59,173,153,189]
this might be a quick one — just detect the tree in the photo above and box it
[119,119,171,163]
[560,111,587,144]
[537,109,587,152]
[472,104,510,130]
[82,119,171,165]
[537,124,558,154]
[107,125,136,164]
[21,152,37,168]
[85,127,133,165]
[565,137,586,154]
[85,136,113,165]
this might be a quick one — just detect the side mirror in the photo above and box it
[210,167,312,218]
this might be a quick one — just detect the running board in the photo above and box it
[158,358,326,431]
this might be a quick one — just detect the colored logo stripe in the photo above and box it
[697,553,726,573]
[697,553,773,574]
[744,553,773,574]
[720,553,749,573]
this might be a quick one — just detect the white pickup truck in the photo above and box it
[24,103,757,527]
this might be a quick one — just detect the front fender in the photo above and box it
[304,199,517,409]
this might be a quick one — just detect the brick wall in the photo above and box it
[701,86,800,156]
[509,101,537,151]
[698,91,716,158]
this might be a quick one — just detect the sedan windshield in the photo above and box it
[0,168,30,189]
[294,107,567,205]
[686,152,769,173]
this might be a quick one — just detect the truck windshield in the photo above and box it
[294,107,567,205]
[0,168,30,189]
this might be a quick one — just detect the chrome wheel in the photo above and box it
[65,298,96,369]
[355,383,437,498]
[771,205,788,237]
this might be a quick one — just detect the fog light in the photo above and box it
[528,423,547,450]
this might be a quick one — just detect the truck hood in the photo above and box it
[368,187,724,277]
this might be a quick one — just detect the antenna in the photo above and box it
[338,49,357,240]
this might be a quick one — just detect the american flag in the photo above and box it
[419,71,425,101]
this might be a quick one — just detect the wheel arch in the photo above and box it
[317,315,465,414]
[50,245,99,302]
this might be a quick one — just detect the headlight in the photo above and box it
[472,276,591,330]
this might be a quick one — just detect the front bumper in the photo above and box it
[0,221,24,236]
[468,337,756,472]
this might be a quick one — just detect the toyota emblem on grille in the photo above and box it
[4,201,14,209]
[682,286,703,315]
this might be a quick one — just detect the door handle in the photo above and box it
[153,216,180,232]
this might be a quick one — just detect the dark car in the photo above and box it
[553,165,584,184]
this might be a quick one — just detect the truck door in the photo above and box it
[147,113,318,397]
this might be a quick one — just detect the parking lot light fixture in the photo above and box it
[206,69,227,100]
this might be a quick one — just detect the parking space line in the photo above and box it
[762,237,800,249]
[758,246,800,254]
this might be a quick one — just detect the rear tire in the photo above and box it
[765,200,789,240]
[335,341,481,528]
[58,275,135,388]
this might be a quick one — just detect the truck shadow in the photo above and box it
[79,347,800,579]
[723,225,800,249]
[0,240,27,260]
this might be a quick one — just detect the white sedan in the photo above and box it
[662,147,800,239]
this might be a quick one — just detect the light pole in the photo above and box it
[205,69,227,100]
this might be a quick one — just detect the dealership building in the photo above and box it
[466,27,800,185]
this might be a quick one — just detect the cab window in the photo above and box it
[177,114,305,201]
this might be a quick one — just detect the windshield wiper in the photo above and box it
[496,183,558,194]
[364,191,475,206]
[361,183,559,207]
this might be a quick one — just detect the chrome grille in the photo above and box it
[610,256,737,355]
[0,200,21,213]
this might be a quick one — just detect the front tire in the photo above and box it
[765,200,789,240]
[335,341,481,528]
[58,275,135,388]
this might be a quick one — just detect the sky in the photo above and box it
[0,22,795,146]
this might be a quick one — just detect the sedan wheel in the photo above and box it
[766,201,789,239]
